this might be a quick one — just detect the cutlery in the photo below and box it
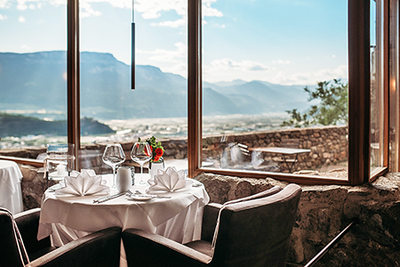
[93,191,125,203]
[126,189,171,199]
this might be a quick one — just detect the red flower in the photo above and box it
[155,147,163,157]
[154,155,161,162]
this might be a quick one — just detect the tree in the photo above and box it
[281,79,348,128]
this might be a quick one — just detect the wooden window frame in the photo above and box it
[62,0,389,184]
[187,0,389,185]
[67,0,81,170]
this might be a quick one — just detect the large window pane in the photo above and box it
[389,0,399,171]
[0,1,67,156]
[79,1,188,173]
[370,0,386,173]
[201,0,348,179]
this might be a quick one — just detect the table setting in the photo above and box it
[38,139,209,267]
[38,138,210,239]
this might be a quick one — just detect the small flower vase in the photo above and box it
[149,157,165,180]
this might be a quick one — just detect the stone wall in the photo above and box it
[202,125,348,172]
[19,165,54,210]
[195,173,400,267]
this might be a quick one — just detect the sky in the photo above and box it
[0,0,348,85]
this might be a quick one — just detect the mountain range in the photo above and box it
[0,51,312,121]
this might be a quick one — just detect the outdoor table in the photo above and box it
[0,160,23,214]
[249,147,311,172]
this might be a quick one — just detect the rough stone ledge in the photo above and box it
[194,172,400,267]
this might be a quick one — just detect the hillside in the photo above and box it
[0,113,115,137]
[0,51,311,120]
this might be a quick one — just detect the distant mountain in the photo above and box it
[213,79,248,88]
[0,51,313,121]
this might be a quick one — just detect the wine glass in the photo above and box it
[46,143,75,179]
[130,141,152,185]
[102,144,126,188]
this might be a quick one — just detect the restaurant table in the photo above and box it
[0,160,23,214]
[249,147,311,172]
[37,173,209,266]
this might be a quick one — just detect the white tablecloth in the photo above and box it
[0,160,23,214]
[37,173,209,266]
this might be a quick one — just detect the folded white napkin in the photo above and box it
[54,169,110,197]
[146,166,190,193]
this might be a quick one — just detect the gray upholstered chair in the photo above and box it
[0,207,121,267]
[122,184,301,267]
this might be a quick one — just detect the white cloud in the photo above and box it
[138,42,186,63]
[151,18,185,28]
[135,0,221,27]
[203,0,223,18]
[203,58,273,83]
[17,2,27,10]
[209,58,270,72]
[0,14,6,19]
[6,0,222,27]
[273,59,291,65]
[80,1,102,18]
[271,65,348,85]
[0,0,11,9]
[48,0,65,6]
[21,44,32,50]
[135,0,186,19]
[18,15,25,22]
[137,42,187,77]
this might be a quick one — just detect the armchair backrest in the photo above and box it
[205,186,283,244]
[213,184,301,267]
[0,207,29,267]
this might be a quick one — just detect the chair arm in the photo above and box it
[122,228,212,267]
[14,208,52,255]
[27,227,122,267]
[201,203,222,242]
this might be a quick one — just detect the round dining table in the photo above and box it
[37,173,210,267]
[0,160,23,214]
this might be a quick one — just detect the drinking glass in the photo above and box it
[102,144,126,188]
[130,141,152,185]
[46,143,75,180]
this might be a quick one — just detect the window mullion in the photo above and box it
[67,0,80,170]
[348,0,370,185]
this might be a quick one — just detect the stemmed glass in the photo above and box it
[46,143,75,179]
[102,144,126,188]
[130,141,152,185]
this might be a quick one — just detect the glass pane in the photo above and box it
[0,1,67,159]
[389,0,399,171]
[202,0,349,179]
[79,1,188,174]
[370,0,386,173]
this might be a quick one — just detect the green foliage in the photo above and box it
[281,79,348,128]
[145,136,164,162]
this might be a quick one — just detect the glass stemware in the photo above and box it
[46,143,75,180]
[130,141,152,185]
[102,144,126,188]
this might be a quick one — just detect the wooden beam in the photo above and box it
[187,0,202,178]
[67,0,80,170]
[348,0,370,185]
